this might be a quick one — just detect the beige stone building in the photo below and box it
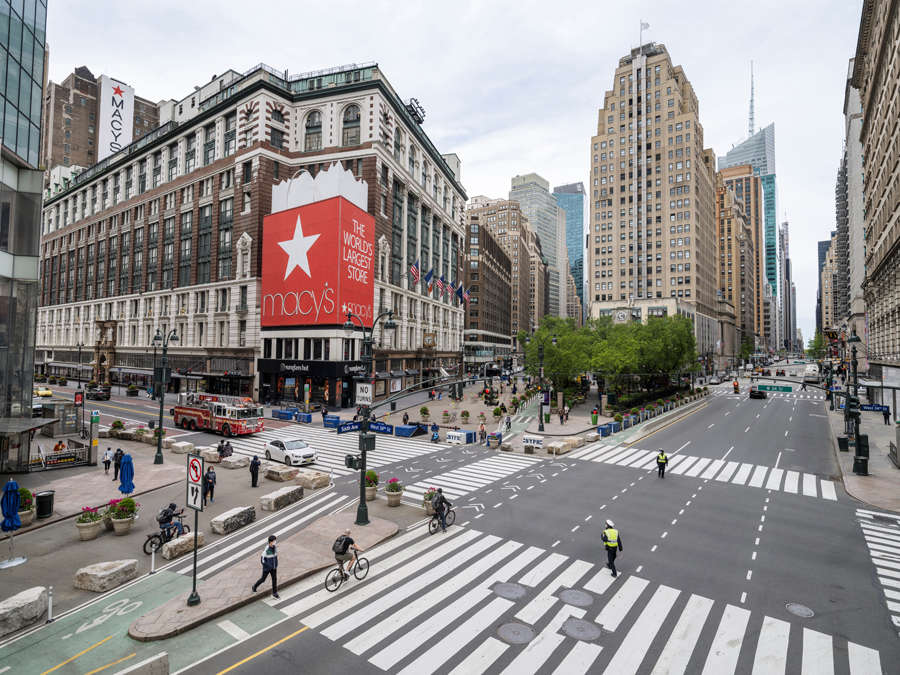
[715,172,757,346]
[587,42,719,356]
[852,0,900,363]
[566,271,583,326]
[820,234,837,332]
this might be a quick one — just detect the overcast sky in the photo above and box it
[47,0,862,345]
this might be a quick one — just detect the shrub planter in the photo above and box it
[102,514,114,531]
[18,509,34,528]
[365,486,377,501]
[75,520,103,541]
[126,389,139,397]
[424,502,435,516]
[386,490,403,507]
[111,517,134,536]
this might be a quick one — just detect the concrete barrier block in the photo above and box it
[563,436,584,449]
[220,455,250,469]
[294,468,329,489]
[170,441,194,455]
[260,485,304,512]
[74,559,139,592]
[585,432,600,442]
[0,587,47,638]
[546,441,570,455]
[265,465,298,482]
[198,447,221,463]
[161,531,205,560]
[210,506,256,534]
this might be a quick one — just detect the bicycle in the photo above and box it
[428,507,456,535]
[143,515,190,555]
[325,550,369,592]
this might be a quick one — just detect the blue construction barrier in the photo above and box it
[323,415,342,428]
[611,421,621,433]
[296,412,312,423]
[599,424,611,437]
[395,424,426,437]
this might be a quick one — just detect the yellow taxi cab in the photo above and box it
[33,386,53,397]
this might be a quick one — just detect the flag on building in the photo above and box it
[409,259,420,284]
[424,269,434,293]
[463,286,471,304]
[445,278,453,297]
[436,275,445,295]
[455,283,464,304]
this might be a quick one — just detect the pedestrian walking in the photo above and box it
[112,448,124,481]
[602,520,623,577]
[202,467,216,505]
[249,455,261,488]
[656,449,668,478]
[321,406,328,423]
[224,440,233,457]
[564,405,570,422]
[402,412,409,426]
[801,381,807,391]
[251,535,279,598]
[558,409,564,425]
[884,407,892,425]
[102,448,113,474]
[217,439,225,458]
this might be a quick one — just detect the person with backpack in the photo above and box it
[112,448,124,481]
[157,502,184,537]
[332,528,363,579]
[202,467,217,505]
[249,455,261,487]
[252,535,279,598]
[431,488,452,532]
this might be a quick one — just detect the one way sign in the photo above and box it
[186,454,204,511]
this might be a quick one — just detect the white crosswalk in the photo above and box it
[268,525,884,674]
[710,389,825,401]
[402,453,544,505]
[856,508,900,634]
[223,425,451,477]
[567,442,839,501]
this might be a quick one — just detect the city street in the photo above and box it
[4,382,897,674]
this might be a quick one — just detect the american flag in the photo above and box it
[409,259,420,284]
[463,286,471,304]
[445,279,454,297]
[436,275,445,295]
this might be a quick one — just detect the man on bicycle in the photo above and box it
[157,502,184,537]
[431,487,452,533]
[333,528,363,579]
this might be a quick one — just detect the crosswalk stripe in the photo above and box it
[701,604,751,674]
[552,641,604,675]
[613,448,645,465]
[857,508,900,522]
[751,616,790,675]
[847,641,882,674]
[596,575,650,632]
[448,637,508,675]
[623,449,655,467]
[636,452,663,469]
[765,468,784,490]
[862,524,900,541]
[500,605,585,675]
[368,545,544,671]
[685,457,713,477]
[569,443,604,460]
[515,559,593,625]
[748,465,768,488]
[784,471,800,494]
[670,456,700,475]
[731,463,754,485]
[584,568,619,595]
[520,552,567,587]
[582,444,614,461]
[322,534,500,641]
[700,459,724,479]
[603,447,636,464]
[715,461,740,482]
[801,627,833,675]
[602,584,680,675]
[802,473,818,497]
[594,446,628,463]
[650,594,714,675]
[666,455,689,470]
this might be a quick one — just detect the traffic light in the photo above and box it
[847,395,861,422]
[344,454,359,470]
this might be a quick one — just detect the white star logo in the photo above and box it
[278,215,320,280]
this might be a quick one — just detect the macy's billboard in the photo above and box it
[261,196,375,327]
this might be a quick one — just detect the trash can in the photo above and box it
[591,413,599,425]
[857,434,870,458]
[544,413,550,423]
[837,436,849,452]
[35,490,55,519]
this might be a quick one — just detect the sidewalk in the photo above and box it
[827,405,900,512]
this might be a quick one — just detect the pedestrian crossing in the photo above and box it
[402,454,545,505]
[567,442,839,501]
[856,507,900,634]
[265,524,884,674]
[224,426,451,477]
[710,389,825,401]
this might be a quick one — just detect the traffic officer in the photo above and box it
[656,449,668,478]
[602,520,623,577]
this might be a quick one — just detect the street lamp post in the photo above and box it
[525,334,557,432]
[344,310,396,526]
[152,328,178,465]
[76,342,85,434]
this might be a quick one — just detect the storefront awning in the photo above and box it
[376,371,390,380]
[112,367,153,375]
[405,369,419,376]
[390,370,405,378]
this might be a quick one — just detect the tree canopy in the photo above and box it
[806,330,826,359]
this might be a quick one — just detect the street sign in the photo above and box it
[91,410,100,423]
[186,454,204,511]
[861,404,889,413]
[74,391,83,407]
[758,385,792,392]
[355,382,373,405]
[337,421,361,434]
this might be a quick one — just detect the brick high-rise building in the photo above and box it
[41,66,159,178]
[820,234,837,332]
[35,63,467,404]
[714,173,756,345]
[587,42,718,355]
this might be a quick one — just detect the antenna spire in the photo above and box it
[748,60,755,137]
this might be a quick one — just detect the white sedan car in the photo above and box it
[263,438,318,466]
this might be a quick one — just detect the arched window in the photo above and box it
[304,111,322,152]
[341,105,360,146]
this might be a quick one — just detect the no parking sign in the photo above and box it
[186,454,204,511]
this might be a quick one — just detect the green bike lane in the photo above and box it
[0,570,288,674]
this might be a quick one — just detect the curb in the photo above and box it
[619,397,710,445]
[824,402,875,507]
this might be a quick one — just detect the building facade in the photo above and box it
[41,66,159,177]
[820,234,837,332]
[1,0,47,472]
[553,182,585,310]
[816,236,834,334]
[587,42,719,356]
[714,174,756,346]
[852,0,900,363]
[510,173,561,317]
[463,220,512,373]
[834,157,850,323]
[36,63,467,406]
[844,58,867,343]
[565,270,583,326]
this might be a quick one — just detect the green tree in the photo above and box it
[739,336,754,361]
[806,331,826,359]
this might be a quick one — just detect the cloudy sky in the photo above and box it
[47,0,862,345]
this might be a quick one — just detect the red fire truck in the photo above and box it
[172,392,265,436]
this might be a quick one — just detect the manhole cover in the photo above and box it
[786,602,815,618]
[498,622,535,645]
[561,617,603,641]
[492,582,527,600]
[559,589,594,608]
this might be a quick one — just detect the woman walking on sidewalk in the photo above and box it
[102,448,112,474]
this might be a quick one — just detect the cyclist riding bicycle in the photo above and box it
[156,502,185,538]
[431,488,452,533]
[332,528,364,579]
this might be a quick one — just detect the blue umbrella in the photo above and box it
[1,479,25,569]
[118,454,135,495]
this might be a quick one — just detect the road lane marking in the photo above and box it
[650,594,714,675]
[595,576,650,631]
[744,426,751,433]
[217,620,251,641]
[40,635,116,675]
[700,604,750,675]
[83,653,136,675]
[774,451,782,469]
[677,441,691,452]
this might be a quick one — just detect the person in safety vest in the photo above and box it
[656,449,668,478]
[602,520,623,577]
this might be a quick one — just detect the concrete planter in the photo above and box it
[126,389,139,397]
[75,520,103,541]
[424,501,435,516]
[386,490,403,507]
[111,516,134,536]
[365,486,377,501]
[18,509,34,527]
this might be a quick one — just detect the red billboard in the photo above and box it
[261,196,375,327]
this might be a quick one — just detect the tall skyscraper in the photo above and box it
[552,182,585,310]
[714,173,756,345]
[1,0,48,472]
[587,42,719,356]
[816,235,834,334]
[510,173,562,317]
[843,58,866,344]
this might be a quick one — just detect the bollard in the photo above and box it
[46,586,54,623]
[150,548,156,574]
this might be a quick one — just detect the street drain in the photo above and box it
[786,602,814,618]
[498,622,535,645]
[492,582,527,600]
[561,617,603,642]
[559,589,594,608]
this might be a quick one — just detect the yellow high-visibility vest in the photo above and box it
[657,453,667,464]
[603,528,618,548]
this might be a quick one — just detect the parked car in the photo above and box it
[33,386,53,397]
[85,385,111,400]
[263,438,318,466]
[749,385,767,399]
[32,399,43,417]
[775,369,786,377]
[709,376,722,385]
